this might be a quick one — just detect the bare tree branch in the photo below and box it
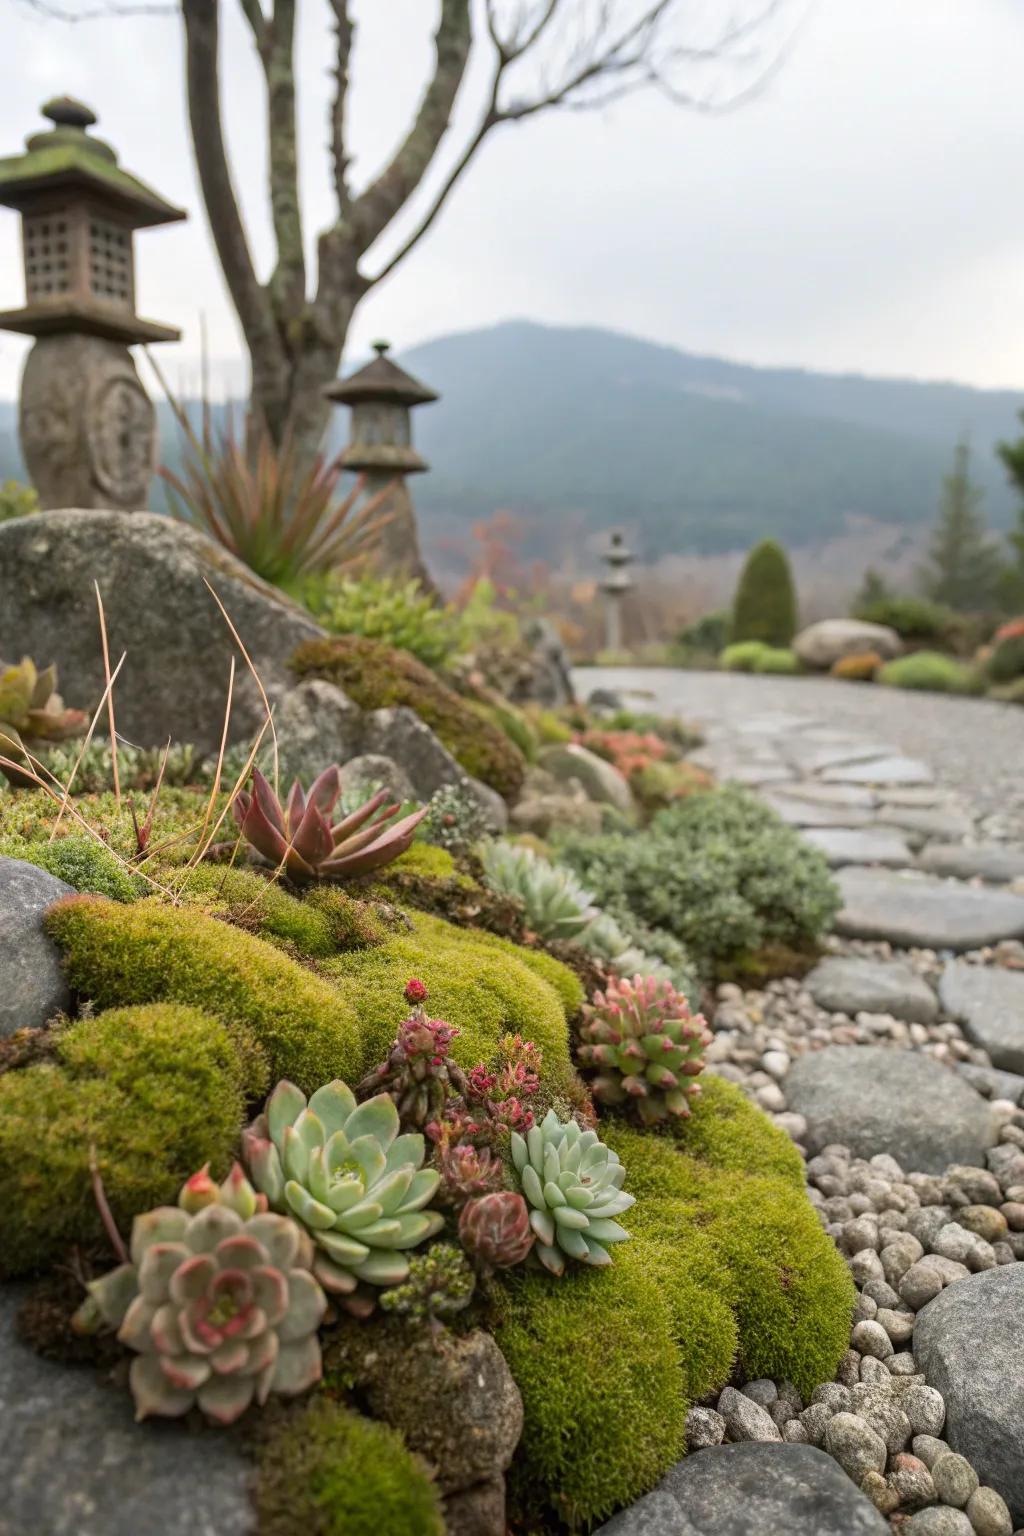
[181,0,287,427]
[348,0,473,256]
[246,0,307,325]
[327,0,355,217]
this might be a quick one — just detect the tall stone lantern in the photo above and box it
[325,341,438,589]
[0,96,185,510]
[599,530,634,653]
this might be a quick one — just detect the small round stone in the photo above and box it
[860,1355,891,1386]
[888,1453,936,1509]
[900,1260,945,1310]
[902,1508,974,1535]
[684,1406,726,1450]
[799,1401,831,1446]
[931,1453,979,1509]
[887,1351,920,1377]
[877,1307,916,1345]
[1000,1201,1024,1231]
[903,1384,946,1437]
[850,1249,886,1285]
[782,1418,809,1444]
[851,1319,895,1359]
[811,1382,851,1414]
[964,1486,1013,1536]
[912,1434,950,1469]
[861,1469,900,1515]
[824,1412,887,1481]
[957,1205,1008,1243]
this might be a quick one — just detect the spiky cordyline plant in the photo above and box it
[159,403,394,593]
[230,764,427,882]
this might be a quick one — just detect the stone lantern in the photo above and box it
[325,340,438,588]
[599,530,634,653]
[0,96,186,510]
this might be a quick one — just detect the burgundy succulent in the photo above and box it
[355,1007,462,1129]
[230,765,427,882]
[437,1141,506,1205]
[458,1191,535,1270]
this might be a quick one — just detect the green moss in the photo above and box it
[326,911,575,1089]
[256,1398,445,1536]
[45,894,363,1096]
[0,1004,246,1276]
[388,843,460,881]
[291,634,526,800]
[0,834,143,902]
[497,1260,687,1530]
[177,865,340,956]
[497,1078,852,1529]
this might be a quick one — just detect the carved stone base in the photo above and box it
[362,472,438,595]
[19,333,156,510]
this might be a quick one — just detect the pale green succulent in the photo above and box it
[479,841,595,939]
[576,909,663,979]
[511,1109,634,1276]
[242,1079,444,1296]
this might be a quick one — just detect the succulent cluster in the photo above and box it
[0,657,87,788]
[459,1190,535,1271]
[354,994,463,1130]
[230,765,427,882]
[577,975,712,1125]
[241,1079,444,1298]
[479,841,595,939]
[418,781,491,857]
[74,1163,326,1424]
[378,1243,476,1325]
[511,1110,634,1276]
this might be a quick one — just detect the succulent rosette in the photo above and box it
[76,1164,326,1424]
[458,1191,535,1269]
[242,1078,444,1296]
[511,1109,634,1276]
[577,973,712,1124]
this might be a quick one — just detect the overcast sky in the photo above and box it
[1,0,1023,400]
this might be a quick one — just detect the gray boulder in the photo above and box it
[0,1286,256,1535]
[271,678,364,785]
[804,956,938,1024]
[793,619,902,669]
[913,1265,1024,1523]
[938,962,1024,1075]
[785,1046,995,1174]
[0,509,322,753]
[537,743,634,815]
[834,868,1024,951]
[339,754,417,804]
[597,1443,890,1535]
[0,857,74,1038]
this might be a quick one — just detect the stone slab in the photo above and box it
[785,1045,994,1173]
[803,827,914,869]
[821,756,934,787]
[0,857,73,1039]
[0,1286,256,1536]
[939,962,1024,1074]
[835,868,1024,951]
[787,742,899,774]
[914,1266,1024,1523]
[875,807,974,845]
[954,1061,1024,1107]
[804,956,938,1024]
[768,783,879,809]
[763,798,874,830]
[919,843,1024,884]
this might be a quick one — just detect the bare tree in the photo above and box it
[20,0,793,466]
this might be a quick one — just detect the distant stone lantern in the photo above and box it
[0,96,186,510]
[326,340,438,589]
[599,531,634,652]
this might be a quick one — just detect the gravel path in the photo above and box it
[574,668,1024,837]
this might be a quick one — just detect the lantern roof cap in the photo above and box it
[326,340,438,406]
[0,97,186,227]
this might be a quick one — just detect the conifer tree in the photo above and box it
[997,411,1024,611]
[919,437,1003,611]
[731,539,798,646]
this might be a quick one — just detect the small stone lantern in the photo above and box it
[0,96,186,510]
[326,341,438,587]
[599,530,634,653]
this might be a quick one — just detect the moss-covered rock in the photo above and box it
[291,634,527,800]
[495,1077,853,1530]
[0,1003,247,1276]
[0,832,142,902]
[255,1398,445,1536]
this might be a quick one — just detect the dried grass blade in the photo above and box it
[50,651,127,840]
[93,581,121,811]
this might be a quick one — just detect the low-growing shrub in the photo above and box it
[853,594,954,641]
[674,609,731,657]
[878,651,983,694]
[557,785,840,975]
[752,646,801,675]
[628,759,712,816]
[291,635,526,800]
[831,650,882,682]
[720,641,770,672]
[309,573,462,670]
[988,677,1024,705]
[987,626,1024,683]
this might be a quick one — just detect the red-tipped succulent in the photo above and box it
[458,1191,535,1270]
[231,765,427,883]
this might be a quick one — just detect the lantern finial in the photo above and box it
[41,97,97,131]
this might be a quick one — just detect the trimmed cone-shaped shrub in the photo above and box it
[731,539,798,647]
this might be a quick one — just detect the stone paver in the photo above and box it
[803,827,915,869]
[919,844,1024,884]
[821,755,935,787]
[939,963,1024,1074]
[804,956,938,1024]
[835,869,1024,951]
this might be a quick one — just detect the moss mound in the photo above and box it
[256,1398,445,1536]
[0,1003,246,1276]
[0,832,143,902]
[291,634,526,799]
[179,865,392,958]
[46,893,578,1094]
[497,1076,853,1529]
